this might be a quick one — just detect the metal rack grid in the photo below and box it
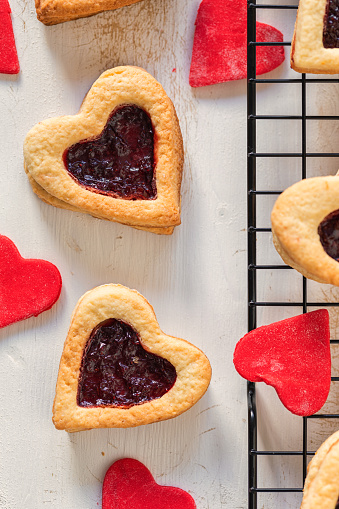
[247,2,339,508]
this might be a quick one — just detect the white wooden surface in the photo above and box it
[1,0,339,507]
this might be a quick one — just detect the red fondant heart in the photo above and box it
[0,235,62,328]
[189,0,285,86]
[102,458,196,509]
[233,310,331,416]
[0,0,19,75]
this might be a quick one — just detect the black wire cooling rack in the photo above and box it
[247,1,339,508]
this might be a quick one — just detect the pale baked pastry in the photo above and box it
[25,167,174,235]
[52,284,212,431]
[24,66,183,235]
[271,176,339,286]
[301,430,339,508]
[35,0,142,25]
[291,0,339,73]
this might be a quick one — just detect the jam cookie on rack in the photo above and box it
[102,458,196,509]
[24,67,183,235]
[35,0,142,25]
[271,176,339,285]
[52,284,211,432]
[233,310,331,416]
[301,430,339,508]
[291,0,339,73]
[0,235,61,328]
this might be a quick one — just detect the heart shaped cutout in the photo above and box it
[233,310,331,416]
[0,0,19,74]
[271,176,339,285]
[77,318,177,408]
[102,459,196,509]
[53,285,211,431]
[189,0,285,86]
[24,67,183,234]
[0,235,62,328]
[65,104,156,200]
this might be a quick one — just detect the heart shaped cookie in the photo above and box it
[24,170,174,235]
[291,0,339,74]
[0,235,62,328]
[35,0,142,25]
[301,430,339,508]
[233,310,331,416]
[52,284,211,431]
[189,0,285,86]
[271,176,339,285]
[24,67,183,235]
[102,458,196,509]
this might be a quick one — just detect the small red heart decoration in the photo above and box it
[0,235,62,328]
[0,0,19,75]
[189,0,285,86]
[233,310,331,416]
[102,458,196,509]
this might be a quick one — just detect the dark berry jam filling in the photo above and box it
[77,318,177,408]
[323,0,339,48]
[318,209,339,261]
[336,499,339,509]
[64,104,156,200]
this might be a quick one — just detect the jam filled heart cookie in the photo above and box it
[52,285,211,431]
[291,0,339,73]
[24,67,183,235]
[301,430,339,508]
[271,176,339,285]
[35,0,142,25]
[102,458,196,509]
[233,310,331,416]
[0,235,62,328]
